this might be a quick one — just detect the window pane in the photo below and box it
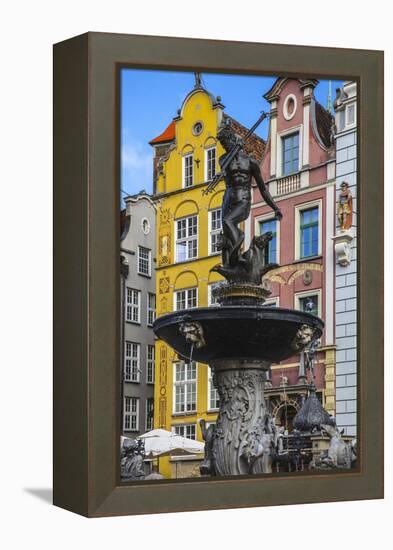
[186,382,196,411]
[347,104,355,124]
[282,132,299,175]
[260,219,277,263]
[300,207,319,258]
[207,147,216,180]
[175,385,185,412]
[188,216,197,236]
[184,155,193,187]
[138,246,150,275]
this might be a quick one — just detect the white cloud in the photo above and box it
[121,137,153,195]
[122,139,151,170]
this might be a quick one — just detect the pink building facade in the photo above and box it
[247,78,337,429]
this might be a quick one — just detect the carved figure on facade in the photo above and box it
[159,277,170,294]
[337,181,353,230]
[159,233,171,265]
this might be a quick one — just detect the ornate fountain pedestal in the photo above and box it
[154,281,324,477]
[204,358,273,476]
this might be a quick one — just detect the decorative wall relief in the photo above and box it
[159,233,171,266]
[159,277,170,294]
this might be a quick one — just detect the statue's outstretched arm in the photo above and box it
[251,160,282,220]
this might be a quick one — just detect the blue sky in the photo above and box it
[121,69,343,197]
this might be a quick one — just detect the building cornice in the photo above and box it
[152,180,215,201]
[156,252,221,272]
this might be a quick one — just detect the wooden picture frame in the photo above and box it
[53,32,384,517]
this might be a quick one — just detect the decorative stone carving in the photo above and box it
[159,277,170,294]
[159,233,171,266]
[312,424,354,469]
[291,324,315,351]
[120,438,146,481]
[212,280,271,306]
[201,360,279,476]
[332,230,354,267]
[179,321,206,349]
[303,269,313,285]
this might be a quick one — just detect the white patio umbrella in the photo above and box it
[131,428,204,457]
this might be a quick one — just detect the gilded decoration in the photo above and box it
[160,296,168,313]
[159,346,167,387]
[158,233,171,266]
[159,397,167,429]
[159,208,171,225]
[159,277,170,294]
[266,262,323,286]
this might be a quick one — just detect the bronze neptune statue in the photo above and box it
[206,117,282,284]
[154,110,324,477]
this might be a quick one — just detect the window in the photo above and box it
[173,362,197,414]
[298,294,319,316]
[300,207,319,258]
[258,218,277,263]
[126,288,141,323]
[175,287,197,311]
[209,208,222,254]
[146,345,155,384]
[147,293,156,326]
[206,147,216,181]
[173,424,196,440]
[282,132,299,175]
[175,215,198,262]
[208,366,220,410]
[208,283,220,306]
[183,154,194,187]
[124,342,140,382]
[137,246,151,276]
[346,104,356,126]
[146,398,154,431]
[124,397,139,431]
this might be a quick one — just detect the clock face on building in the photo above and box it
[141,217,150,234]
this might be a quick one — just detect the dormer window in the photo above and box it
[282,132,299,176]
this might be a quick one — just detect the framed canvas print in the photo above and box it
[53,32,384,517]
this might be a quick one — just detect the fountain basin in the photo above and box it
[153,306,324,364]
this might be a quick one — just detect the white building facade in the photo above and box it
[333,81,358,436]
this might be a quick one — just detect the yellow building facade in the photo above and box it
[151,86,226,478]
